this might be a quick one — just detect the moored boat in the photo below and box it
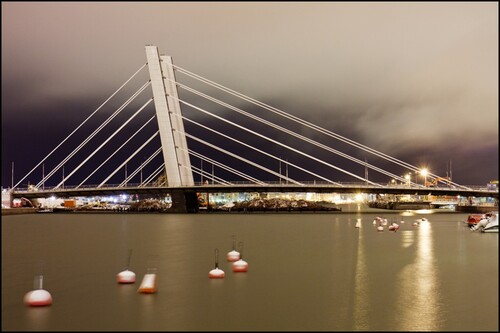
[481,213,498,233]
[465,214,485,227]
[470,212,498,233]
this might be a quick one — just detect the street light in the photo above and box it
[421,168,428,186]
[405,173,411,187]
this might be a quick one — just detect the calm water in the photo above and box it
[2,211,498,331]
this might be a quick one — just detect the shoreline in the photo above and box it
[1,208,37,215]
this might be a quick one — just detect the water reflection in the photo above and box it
[353,218,369,330]
[138,291,157,330]
[25,306,51,331]
[397,219,440,330]
[2,213,496,331]
[400,230,414,248]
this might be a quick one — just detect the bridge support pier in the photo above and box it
[169,189,199,213]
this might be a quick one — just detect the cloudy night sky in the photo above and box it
[2,2,498,188]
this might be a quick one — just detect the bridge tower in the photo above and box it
[145,45,194,187]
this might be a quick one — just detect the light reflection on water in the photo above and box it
[353,218,369,330]
[396,220,440,331]
[2,212,498,331]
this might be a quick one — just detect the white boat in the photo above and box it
[482,213,498,233]
[471,212,498,233]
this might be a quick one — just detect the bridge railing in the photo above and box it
[11,181,498,193]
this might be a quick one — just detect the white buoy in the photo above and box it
[232,242,248,272]
[138,256,158,293]
[209,248,225,278]
[227,235,240,262]
[138,271,157,294]
[412,221,419,226]
[24,275,52,307]
[355,219,361,228]
[389,223,399,231]
[117,269,136,283]
[377,226,384,232]
[117,249,136,283]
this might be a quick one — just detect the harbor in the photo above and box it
[2,212,497,331]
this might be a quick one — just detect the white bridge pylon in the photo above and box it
[145,45,193,187]
[14,45,470,191]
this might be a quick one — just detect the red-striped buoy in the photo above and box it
[117,269,136,283]
[138,256,158,293]
[209,248,225,278]
[232,242,248,272]
[227,235,240,262]
[24,275,52,307]
[138,271,157,294]
[117,249,136,283]
[233,259,249,272]
[388,222,400,231]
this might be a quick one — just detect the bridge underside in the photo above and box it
[12,188,199,213]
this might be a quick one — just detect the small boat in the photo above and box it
[481,213,498,233]
[465,214,485,227]
[470,212,498,233]
[482,223,498,233]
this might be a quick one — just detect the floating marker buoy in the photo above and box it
[117,249,136,283]
[209,248,224,278]
[389,223,399,231]
[227,235,240,262]
[117,269,136,283]
[138,272,157,293]
[209,268,225,278]
[377,226,384,232]
[232,242,248,272]
[24,274,52,307]
[227,250,240,262]
[355,219,361,228]
[138,256,158,293]
[233,259,249,272]
[24,289,53,307]
[412,221,419,226]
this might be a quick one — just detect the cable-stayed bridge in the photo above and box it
[11,46,498,212]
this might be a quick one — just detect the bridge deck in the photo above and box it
[11,182,498,199]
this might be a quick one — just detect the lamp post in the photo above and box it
[405,173,411,187]
[421,168,428,187]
